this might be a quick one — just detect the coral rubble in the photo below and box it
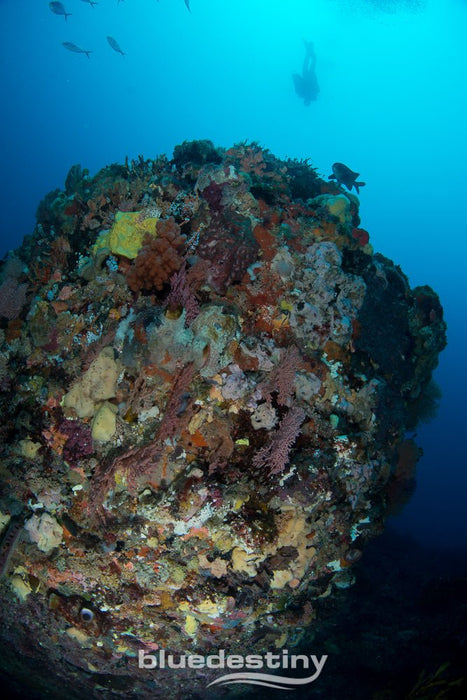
[0,141,446,698]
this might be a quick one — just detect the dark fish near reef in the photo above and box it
[328,162,366,194]
[49,2,72,21]
[107,36,125,56]
[62,42,92,58]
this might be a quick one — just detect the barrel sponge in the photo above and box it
[63,347,120,419]
[92,211,158,260]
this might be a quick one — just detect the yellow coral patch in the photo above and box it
[270,570,294,589]
[9,575,32,601]
[197,599,220,616]
[93,211,158,259]
[185,614,197,635]
[231,547,260,577]
[325,195,351,224]
[18,438,41,459]
[91,402,117,442]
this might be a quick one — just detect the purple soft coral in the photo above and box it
[59,420,94,464]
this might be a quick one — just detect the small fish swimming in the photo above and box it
[184,0,191,12]
[328,162,366,194]
[107,36,125,56]
[49,2,72,21]
[63,42,92,58]
[80,0,98,7]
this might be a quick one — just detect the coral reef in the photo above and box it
[0,141,446,698]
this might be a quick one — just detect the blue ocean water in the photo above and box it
[0,0,465,551]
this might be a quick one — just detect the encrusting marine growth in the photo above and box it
[0,140,446,698]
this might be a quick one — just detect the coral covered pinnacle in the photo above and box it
[0,140,446,699]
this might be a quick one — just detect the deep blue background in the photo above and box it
[0,0,466,547]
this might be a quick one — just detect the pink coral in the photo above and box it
[89,363,195,521]
[253,406,305,476]
[259,346,301,406]
[165,262,200,325]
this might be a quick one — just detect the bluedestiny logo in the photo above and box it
[138,649,328,690]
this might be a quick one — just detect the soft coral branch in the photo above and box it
[253,406,306,476]
[88,363,195,523]
[165,262,200,325]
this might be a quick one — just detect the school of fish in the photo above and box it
[50,0,192,58]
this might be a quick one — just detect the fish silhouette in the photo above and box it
[62,42,92,58]
[184,0,191,12]
[107,36,125,56]
[328,163,366,194]
[49,2,72,21]
[80,0,98,7]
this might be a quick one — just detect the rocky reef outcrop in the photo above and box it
[0,141,446,698]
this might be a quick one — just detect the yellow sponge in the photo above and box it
[93,211,158,259]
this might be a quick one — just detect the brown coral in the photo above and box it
[197,212,259,294]
[0,277,28,320]
[125,217,186,292]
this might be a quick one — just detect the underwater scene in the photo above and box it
[0,1,466,699]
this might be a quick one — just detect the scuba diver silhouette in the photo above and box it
[293,40,319,105]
